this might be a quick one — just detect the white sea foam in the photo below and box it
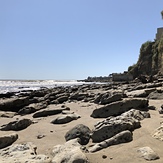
[0,80,86,94]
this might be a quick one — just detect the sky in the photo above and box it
[0,0,163,80]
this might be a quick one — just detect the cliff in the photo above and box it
[128,36,163,78]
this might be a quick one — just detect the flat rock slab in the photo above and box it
[0,142,51,163]
[0,133,18,149]
[0,111,17,118]
[137,147,159,161]
[51,113,80,124]
[33,108,69,118]
[0,118,32,131]
[52,139,89,163]
[91,98,148,118]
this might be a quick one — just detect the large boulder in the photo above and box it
[0,133,18,149]
[0,118,32,131]
[89,130,132,152]
[0,142,51,163]
[91,98,148,118]
[94,92,122,105]
[52,139,89,163]
[91,115,140,143]
[65,124,91,145]
[0,97,31,112]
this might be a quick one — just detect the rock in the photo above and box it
[69,92,88,101]
[158,105,163,114]
[91,114,140,143]
[152,123,163,141]
[121,109,150,121]
[18,102,48,115]
[0,133,18,149]
[0,111,17,118]
[137,147,159,161]
[52,139,89,163]
[126,88,156,98]
[89,130,132,152]
[33,107,69,118]
[148,90,163,99]
[51,113,80,124]
[65,124,91,145]
[0,97,31,112]
[0,118,32,131]
[56,95,69,103]
[94,93,122,105]
[0,142,51,163]
[91,98,148,118]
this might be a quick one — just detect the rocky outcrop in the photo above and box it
[94,92,122,105]
[0,142,51,163]
[65,124,91,145]
[52,139,89,163]
[0,118,32,131]
[0,133,18,149]
[91,109,149,143]
[91,98,148,118]
[89,130,132,152]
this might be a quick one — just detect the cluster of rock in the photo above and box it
[0,80,163,162]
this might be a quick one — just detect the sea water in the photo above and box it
[0,80,87,94]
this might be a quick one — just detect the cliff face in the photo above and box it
[128,37,163,78]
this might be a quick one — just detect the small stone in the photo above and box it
[102,155,107,159]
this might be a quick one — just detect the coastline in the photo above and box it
[0,81,163,162]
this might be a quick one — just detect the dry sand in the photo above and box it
[0,99,163,163]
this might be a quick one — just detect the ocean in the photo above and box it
[0,80,87,94]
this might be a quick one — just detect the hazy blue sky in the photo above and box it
[0,0,163,80]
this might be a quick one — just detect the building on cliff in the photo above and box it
[156,27,163,40]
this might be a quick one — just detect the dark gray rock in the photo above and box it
[91,98,148,118]
[0,97,31,112]
[0,118,32,131]
[148,90,163,99]
[94,93,122,105]
[89,130,132,152]
[0,133,18,149]
[56,95,69,103]
[33,108,70,118]
[65,124,91,145]
[18,102,48,115]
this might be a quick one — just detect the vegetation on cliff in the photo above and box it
[128,36,163,78]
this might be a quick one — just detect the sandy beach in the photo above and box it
[0,82,163,162]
